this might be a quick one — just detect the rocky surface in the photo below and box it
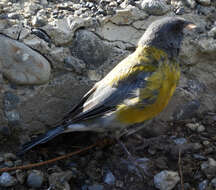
[0,0,216,189]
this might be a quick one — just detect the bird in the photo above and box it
[18,17,196,155]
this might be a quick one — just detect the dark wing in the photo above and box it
[69,70,155,123]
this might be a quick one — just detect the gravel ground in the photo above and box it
[1,111,216,189]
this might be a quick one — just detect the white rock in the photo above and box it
[0,172,17,187]
[154,170,180,190]
[141,0,169,15]
[0,34,51,85]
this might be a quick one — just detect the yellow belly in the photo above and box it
[116,63,180,124]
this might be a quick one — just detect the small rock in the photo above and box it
[0,172,17,187]
[16,170,26,184]
[104,171,115,185]
[173,138,187,145]
[185,0,197,8]
[32,16,47,27]
[196,0,211,6]
[4,153,16,161]
[193,154,207,161]
[4,161,14,167]
[185,123,199,131]
[64,56,86,74]
[198,180,208,190]
[201,158,216,178]
[48,171,73,190]
[154,170,180,190]
[197,124,205,132]
[210,178,216,188]
[141,0,169,15]
[4,110,20,125]
[175,7,184,15]
[115,180,124,188]
[27,170,44,188]
[0,157,4,163]
[3,92,19,111]
[7,12,20,19]
[202,140,210,146]
[208,27,216,38]
[14,160,22,166]
[88,184,104,190]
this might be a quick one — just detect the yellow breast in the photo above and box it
[116,50,180,124]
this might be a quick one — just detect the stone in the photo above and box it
[70,30,111,69]
[201,158,216,178]
[48,171,73,190]
[173,137,187,145]
[154,170,180,190]
[88,184,104,190]
[64,56,86,74]
[0,172,17,187]
[104,171,115,185]
[198,180,209,190]
[140,0,170,15]
[0,34,51,85]
[32,16,47,27]
[208,27,216,38]
[27,170,44,188]
[16,170,27,184]
[196,0,211,6]
[197,124,205,132]
[185,0,197,8]
[3,92,19,111]
[210,178,216,188]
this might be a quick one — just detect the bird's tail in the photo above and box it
[18,125,65,156]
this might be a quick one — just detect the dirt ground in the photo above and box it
[1,111,215,190]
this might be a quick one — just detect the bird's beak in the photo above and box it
[184,21,197,30]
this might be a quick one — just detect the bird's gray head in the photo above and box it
[138,17,195,58]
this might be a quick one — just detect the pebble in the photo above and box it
[197,124,205,132]
[3,92,19,112]
[16,170,27,184]
[185,0,197,8]
[3,152,17,161]
[154,170,180,190]
[141,0,169,15]
[173,137,187,145]
[196,0,211,6]
[193,154,207,161]
[27,170,44,188]
[201,158,216,178]
[208,27,216,38]
[0,157,4,163]
[32,15,47,27]
[48,171,73,190]
[88,184,104,190]
[0,172,17,187]
[202,140,210,146]
[115,180,124,188]
[4,161,14,167]
[104,171,115,185]
[175,7,184,15]
[198,180,208,190]
[185,123,199,131]
[210,178,216,188]
[185,123,205,132]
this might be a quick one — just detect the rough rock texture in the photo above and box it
[0,0,216,189]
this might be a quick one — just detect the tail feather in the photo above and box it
[18,126,65,156]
